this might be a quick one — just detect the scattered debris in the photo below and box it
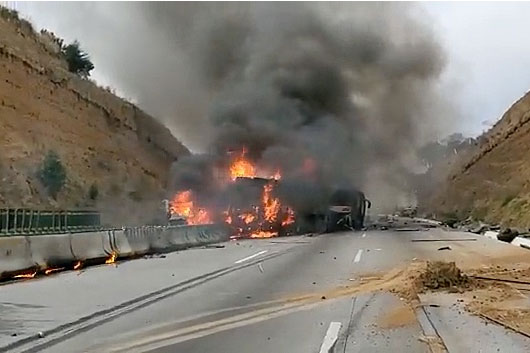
[417,261,472,290]
[11,333,17,337]
[498,228,519,243]
[258,263,264,273]
[37,331,45,338]
[469,275,530,286]
[437,246,451,251]
[204,244,225,249]
[321,295,326,300]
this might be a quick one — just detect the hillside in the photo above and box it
[0,10,189,225]
[429,90,530,228]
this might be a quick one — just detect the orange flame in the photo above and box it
[239,212,256,224]
[73,261,83,270]
[230,150,256,180]
[273,170,281,180]
[105,252,117,264]
[282,207,295,226]
[170,190,193,217]
[250,231,278,238]
[263,183,280,222]
[44,267,64,275]
[13,270,37,279]
[170,190,212,225]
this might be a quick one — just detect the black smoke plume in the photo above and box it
[24,2,454,211]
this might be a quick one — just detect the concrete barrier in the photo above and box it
[111,229,133,258]
[27,233,75,268]
[146,226,171,252]
[0,224,231,278]
[512,236,530,250]
[0,236,34,276]
[163,224,230,250]
[124,227,151,256]
[70,232,109,261]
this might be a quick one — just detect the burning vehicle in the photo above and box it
[325,189,371,232]
[165,149,369,237]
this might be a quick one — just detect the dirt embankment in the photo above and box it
[0,13,189,225]
[428,90,530,228]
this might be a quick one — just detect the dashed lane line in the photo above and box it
[353,249,363,263]
[234,250,268,264]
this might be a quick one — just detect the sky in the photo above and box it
[11,1,530,140]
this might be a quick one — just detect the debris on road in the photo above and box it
[204,244,226,249]
[437,246,451,251]
[258,263,264,273]
[417,261,472,290]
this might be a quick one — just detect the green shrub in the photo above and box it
[61,40,94,78]
[39,151,66,199]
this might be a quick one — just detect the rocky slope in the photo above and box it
[0,11,189,225]
[429,91,530,228]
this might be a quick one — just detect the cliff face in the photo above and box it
[0,13,189,225]
[430,91,530,227]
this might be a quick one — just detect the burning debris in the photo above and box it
[168,152,297,238]
[44,267,65,275]
[13,270,37,279]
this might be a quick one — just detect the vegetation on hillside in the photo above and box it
[61,40,94,78]
[39,151,67,199]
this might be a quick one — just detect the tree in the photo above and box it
[39,151,66,199]
[62,40,94,78]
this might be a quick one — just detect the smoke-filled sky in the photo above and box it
[15,1,530,143]
[10,2,530,208]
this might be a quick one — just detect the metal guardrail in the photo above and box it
[0,208,102,236]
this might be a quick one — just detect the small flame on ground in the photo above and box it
[105,252,117,264]
[250,231,278,238]
[13,270,37,279]
[73,261,83,270]
[44,267,64,275]
[273,170,281,180]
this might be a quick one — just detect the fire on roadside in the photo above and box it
[105,252,117,264]
[44,267,64,275]
[13,270,37,279]
[73,261,83,270]
[250,230,277,238]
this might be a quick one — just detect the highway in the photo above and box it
[1,228,530,353]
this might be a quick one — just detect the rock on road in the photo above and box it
[1,228,530,353]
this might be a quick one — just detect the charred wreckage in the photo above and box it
[165,151,370,238]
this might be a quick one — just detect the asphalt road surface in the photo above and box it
[1,228,530,353]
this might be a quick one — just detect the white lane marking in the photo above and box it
[319,322,342,353]
[234,250,268,264]
[362,232,366,238]
[354,249,363,263]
